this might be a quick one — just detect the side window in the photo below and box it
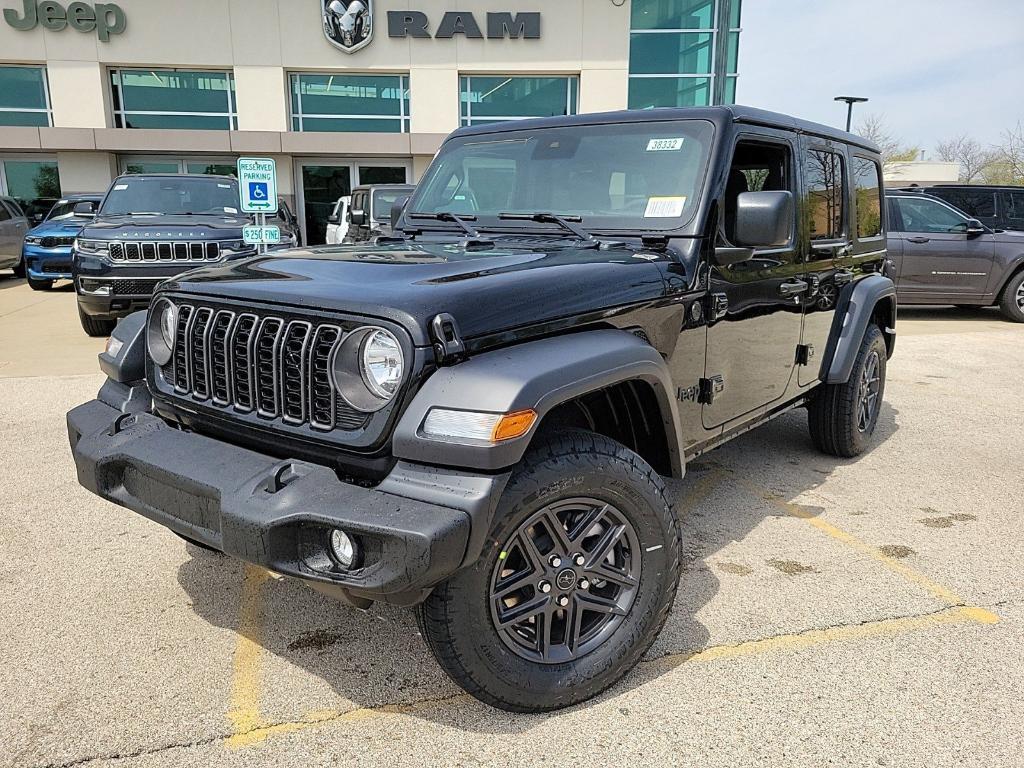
[722,140,793,248]
[803,149,845,242]
[893,197,969,234]
[0,201,11,222]
[936,189,996,219]
[1001,191,1024,227]
[851,157,883,239]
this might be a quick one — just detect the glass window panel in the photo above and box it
[628,77,711,109]
[4,161,61,202]
[724,76,737,104]
[112,70,233,114]
[629,32,713,75]
[729,0,742,28]
[804,150,845,241]
[631,0,716,30]
[297,117,406,133]
[116,113,235,130]
[0,66,50,111]
[186,163,237,176]
[851,157,882,239]
[123,162,181,175]
[358,166,407,185]
[460,76,577,124]
[893,197,970,234]
[727,31,740,72]
[291,74,407,117]
[0,110,51,127]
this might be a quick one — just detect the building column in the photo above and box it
[47,61,107,129]
[409,69,459,136]
[579,69,629,114]
[234,66,289,133]
[56,152,117,194]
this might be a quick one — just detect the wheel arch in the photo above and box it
[821,274,897,384]
[994,258,1024,302]
[391,330,685,478]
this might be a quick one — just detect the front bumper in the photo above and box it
[68,397,507,605]
[24,244,73,280]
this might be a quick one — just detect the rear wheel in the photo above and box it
[12,258,25,278]
[27,274,53,291]
[998,271,1024,322]
[78,305,116,337]
[417,429,680,712]
[808,325,887,457]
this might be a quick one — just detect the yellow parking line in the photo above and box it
[735,478,969,606]
[226,565,271,746]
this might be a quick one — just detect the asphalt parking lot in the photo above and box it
[1,277,1022,768]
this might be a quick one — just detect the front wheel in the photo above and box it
[27,274,53,291]
[78,305,116,337]
[808,325,887,458]
[12,258,25,278]
[417,429,680,712]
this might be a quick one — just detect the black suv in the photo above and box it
[73,174,300,337]
[903,185,1024,233]
[68,107,896,712]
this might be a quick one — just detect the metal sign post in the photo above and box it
[237,157,279,255]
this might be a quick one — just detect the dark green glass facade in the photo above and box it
[628,0,741,110]
[290,74,410,133]
[460,76,578,126]
[0,66,51,127]
[110,69,237,130]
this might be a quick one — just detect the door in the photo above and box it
[703,135,803,429]
[888,195,994,300]
[0,200,14,263]
[299,165,353,246]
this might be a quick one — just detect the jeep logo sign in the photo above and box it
[3,0,126,41]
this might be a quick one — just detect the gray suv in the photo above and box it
[887,191,1024,321]
[0,196,31,273]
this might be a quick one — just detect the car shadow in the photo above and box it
[899,305,1006,322]
[176,401,900,730]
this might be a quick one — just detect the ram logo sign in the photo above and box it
[322,0,372,53]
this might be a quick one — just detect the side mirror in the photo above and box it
[350,209,366,226]
[391,195,410,231]
[327,214,340,225]
[73,201,97,218]
[32,213,44,224]
[733,190,793,248]
[965,218,986,236]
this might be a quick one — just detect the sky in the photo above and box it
[736,0,1024,156]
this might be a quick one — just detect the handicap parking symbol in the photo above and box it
[248,182,269,203]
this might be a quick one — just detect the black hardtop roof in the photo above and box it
[113,173,238,182]
[450,105,881,154]
[353,183,417,192]
[924,183,1024,191]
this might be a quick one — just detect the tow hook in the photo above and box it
[430,313,467,365]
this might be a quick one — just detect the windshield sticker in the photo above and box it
[644,196,687,218]
[224,207,238,214]
[113,184,128,191]
[646,138,685,152]
[217,183,232,189]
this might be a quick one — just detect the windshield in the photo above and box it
[101,177,240,216]
[372,189,412,222]
[46,199,100,221]
[410,119,714,231]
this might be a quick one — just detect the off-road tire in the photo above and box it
[78,305,115,337]
[27,274,53,291]
[808,325,887,458]
[997,271,1024,322]
[417,429,680,712]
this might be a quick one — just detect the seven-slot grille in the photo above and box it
[109,240,221,263]
[167,303,368,432]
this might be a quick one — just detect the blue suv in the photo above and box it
[21,194,103,290]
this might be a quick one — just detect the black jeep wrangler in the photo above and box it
[67,107,896,712]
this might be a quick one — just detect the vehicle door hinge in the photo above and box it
[795,344,815,366]
[430,313,467,366]
[705,292,729,322]
[698,375,725,405]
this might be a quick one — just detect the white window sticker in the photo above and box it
[113,184,128,191]
[644,196,687,218]
[217,183,232,189]
[646,137,685,152]
[224,206,238,214]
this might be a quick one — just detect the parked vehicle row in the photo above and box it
[0,195,31,273]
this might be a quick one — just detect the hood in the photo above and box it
[28,217,90,237]
[83,214,249,239]
[162,241,673,346]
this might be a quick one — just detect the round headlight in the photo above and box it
[361,329,403,399]
[147,299,176,366]
[330,326,404,412]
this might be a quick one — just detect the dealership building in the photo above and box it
[0,0,741,243]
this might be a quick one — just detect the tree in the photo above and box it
[854,114,919,173]
[935,135,996,183]
[997,122,1024,183]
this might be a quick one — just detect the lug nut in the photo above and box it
[573,554,585,567]
[538,581,552,593]
[548,555,562,568]
[556,595,569,607]
[578,579,590,590]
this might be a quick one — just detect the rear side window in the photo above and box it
[1002,191,1024,226]
[0,201,10,222]
[852,157,883,239]
[804,149,845,241]
[933,188,996,218]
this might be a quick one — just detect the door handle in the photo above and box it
[907,236,930,244]
[834,269,855,285]
[779,279,809,297]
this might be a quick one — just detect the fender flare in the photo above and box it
[392,329,685,476]
[822,274,897,384]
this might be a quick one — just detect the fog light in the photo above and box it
[105,336,124,357]
[329,528,358,569]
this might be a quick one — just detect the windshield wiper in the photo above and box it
[408,211,480,238]
[498,212,600,248]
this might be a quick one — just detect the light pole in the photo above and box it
[834,96,868,132]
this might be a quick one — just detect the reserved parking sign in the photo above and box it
[237,157,278,213]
